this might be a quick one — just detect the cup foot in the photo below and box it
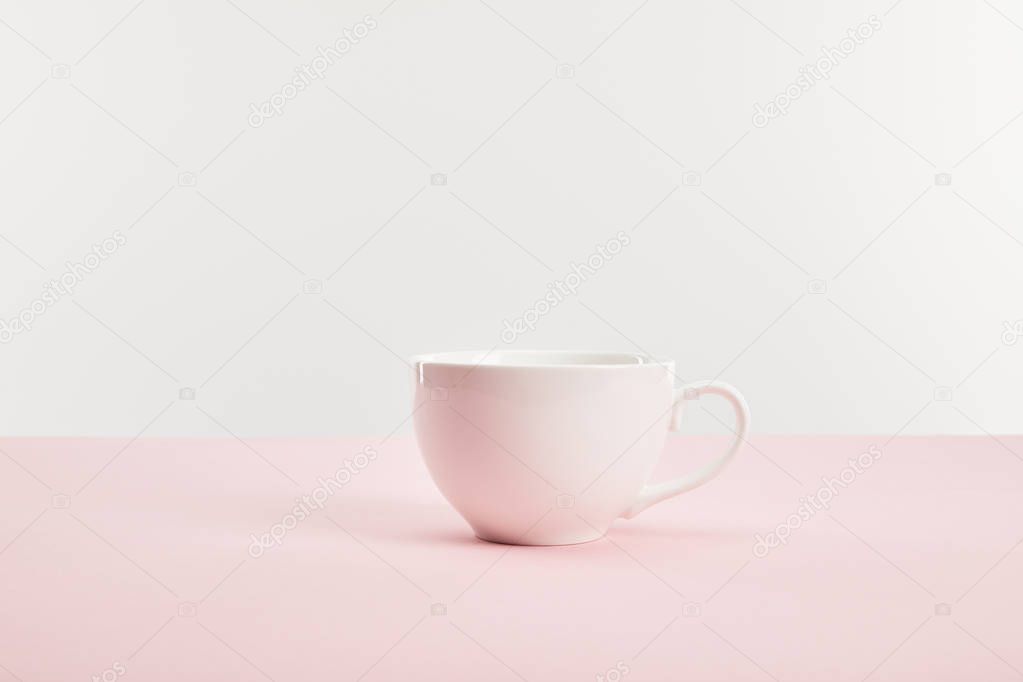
[474,529,606,546]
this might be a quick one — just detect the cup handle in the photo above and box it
[621,381,750,519]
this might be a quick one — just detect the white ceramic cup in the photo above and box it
[411,350,750,545]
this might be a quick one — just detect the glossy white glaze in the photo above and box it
[411,351,749,545]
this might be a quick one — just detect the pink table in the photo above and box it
[1,435,1021,681]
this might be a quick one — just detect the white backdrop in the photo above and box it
[1,0,1021,437]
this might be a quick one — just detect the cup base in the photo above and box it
[474,529,606,546]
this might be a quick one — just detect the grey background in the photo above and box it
[1,0,1021,436]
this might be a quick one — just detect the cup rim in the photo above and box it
[410,350,671,369]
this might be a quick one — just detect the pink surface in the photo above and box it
[1,435,1022,681]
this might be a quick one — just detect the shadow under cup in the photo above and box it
[411,351,675,546]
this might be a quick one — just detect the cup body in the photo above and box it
[412,351,673,545]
